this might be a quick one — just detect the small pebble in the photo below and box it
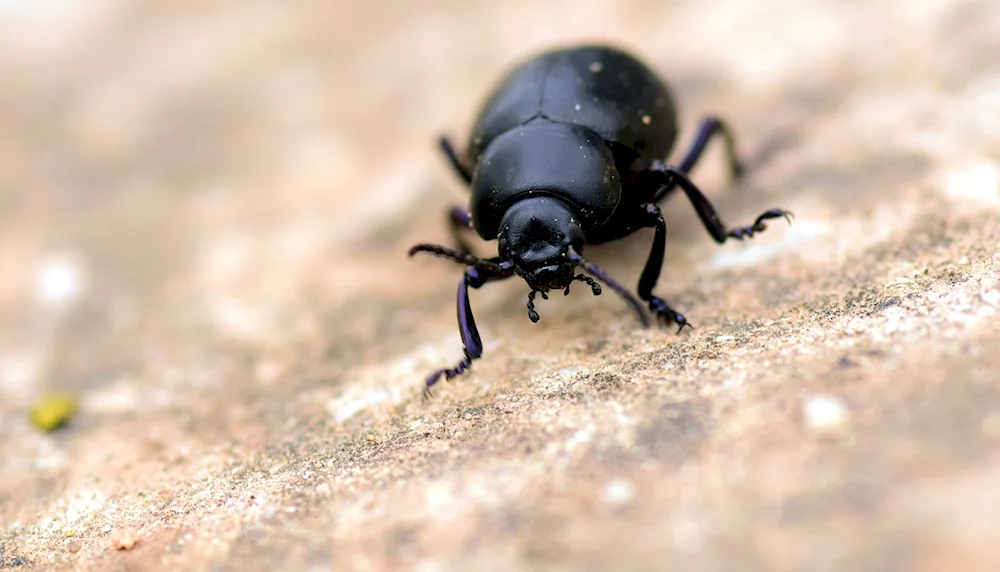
[64,528,75,537]
[67,539,81,553]
[112,530,138,551]
[101,524,112,533]
[803,394,850,437]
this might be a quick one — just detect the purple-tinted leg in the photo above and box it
[645,162,792,244]
[677,116,745,179]
[424,261,513,397]
[448,205,476,254]
[652,116,743,205]
[439,136,472,184]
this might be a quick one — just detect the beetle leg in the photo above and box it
[424,262,513,397]
[675,116,744,181]
[439,136,473,184]
[448,205,477,254]
[633,203,690,333]
[646,163,792,244]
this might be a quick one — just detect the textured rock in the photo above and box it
[1,1,999,570]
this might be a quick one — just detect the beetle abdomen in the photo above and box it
[470,121,622,240]
[467,45,678,177]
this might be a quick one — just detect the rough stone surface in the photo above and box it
[2,1,1000,571]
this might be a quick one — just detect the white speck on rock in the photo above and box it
[555,367,582,379]
[603,478,635,507]
[803,394,850,436]
[35,253,86,308]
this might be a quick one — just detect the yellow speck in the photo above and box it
[30,393,78,432]
[641,115,651,125]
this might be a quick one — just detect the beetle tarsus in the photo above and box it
[648,296,691,333]
[727,208,794,240]
[424,349,474,399]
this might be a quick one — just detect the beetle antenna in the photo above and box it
[409,243,511,273]
[567,248,649,327]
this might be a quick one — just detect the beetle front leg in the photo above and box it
[634,203,690,333]
[646,162,792,244]
[425,263,513,397]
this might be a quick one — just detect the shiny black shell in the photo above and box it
[466,45,678,240]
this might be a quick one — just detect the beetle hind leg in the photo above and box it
[439,136,473,184]
[675,116,744,182]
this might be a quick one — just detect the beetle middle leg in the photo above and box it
[643,162,792,244]
[424,261,514,397]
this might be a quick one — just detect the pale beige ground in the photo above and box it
[1,1,1000,571]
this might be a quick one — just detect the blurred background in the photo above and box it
[1,0,999,570]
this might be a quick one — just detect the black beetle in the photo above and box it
[410,44,791,394]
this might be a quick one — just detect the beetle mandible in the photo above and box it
[409,44,792,395]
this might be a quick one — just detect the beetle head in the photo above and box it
[410,194,625,326]
[498,196,584,292]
